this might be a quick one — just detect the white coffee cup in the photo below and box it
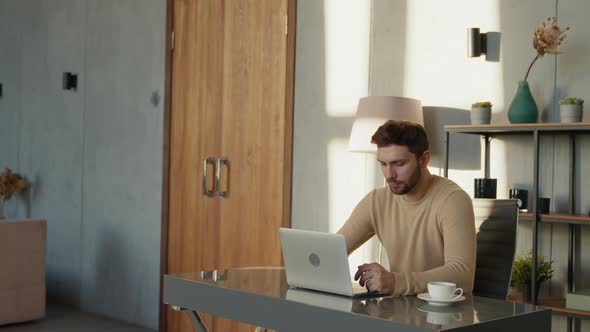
[426,311,463,325]
[427,281,463,301]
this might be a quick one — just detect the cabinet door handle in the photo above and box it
[202,157,216,197]
[216,156,228,198]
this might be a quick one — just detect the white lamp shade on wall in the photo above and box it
[348,96,423,153]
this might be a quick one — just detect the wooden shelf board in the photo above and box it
[446,122,590,129]
[518,212,590,225]
[444,123,590,135]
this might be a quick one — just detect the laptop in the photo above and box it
[279,228,382,298]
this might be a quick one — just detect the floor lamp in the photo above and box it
[348,96,424,265]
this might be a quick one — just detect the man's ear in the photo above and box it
[419,150,431,168]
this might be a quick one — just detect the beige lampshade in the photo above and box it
[348,96,423,153]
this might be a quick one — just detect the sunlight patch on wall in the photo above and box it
[403,0,504,109]
[327,138,375,232]
[324,0,371,117]
[441,168,482,199]
[327,138,380,277]
[404,0,504,194]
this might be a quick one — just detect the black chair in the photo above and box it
[472,199,519,300]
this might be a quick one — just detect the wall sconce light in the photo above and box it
[467,28,501,62]
[467,28,487,57]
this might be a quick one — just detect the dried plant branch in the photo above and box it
[0,168,29,201]
[524,17,569,82]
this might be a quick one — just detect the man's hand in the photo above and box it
[354,263,395,294]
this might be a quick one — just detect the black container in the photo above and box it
[509,189,528,210]
[538,197,550,214]
[474,178,497,198]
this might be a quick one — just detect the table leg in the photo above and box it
[173,305,267,332]
[185,310,209,332]
[171,306,209,332]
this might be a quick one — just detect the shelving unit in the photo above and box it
[444,123,590,327]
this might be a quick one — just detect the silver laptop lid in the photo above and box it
[279,228,354,296]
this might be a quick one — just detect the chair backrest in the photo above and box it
[472,199,519,300]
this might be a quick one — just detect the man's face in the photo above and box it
[377,145,422,195]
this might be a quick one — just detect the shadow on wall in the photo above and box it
[85,225,131,320]
[423,106,480,171]
[47,263,81,307]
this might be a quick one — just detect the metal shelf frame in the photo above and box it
[443,123,590,324]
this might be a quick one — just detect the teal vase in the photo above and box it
[507,81,538,123]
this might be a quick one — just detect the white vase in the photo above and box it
[471,107,492,125]
[560,104,583,123]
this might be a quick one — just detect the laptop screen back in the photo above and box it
[279,228,355,296]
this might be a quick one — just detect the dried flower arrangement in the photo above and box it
[0,168,28,202]
[524,17,569,82]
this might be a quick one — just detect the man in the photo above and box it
[338,120,476,295]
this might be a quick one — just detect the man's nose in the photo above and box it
[383,166,396,179]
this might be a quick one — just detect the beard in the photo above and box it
[387,166,421,195]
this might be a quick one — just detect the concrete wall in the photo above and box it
[293,1,589,331]
[0,0,165,329]
[292,0,386,275]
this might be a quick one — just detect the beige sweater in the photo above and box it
[338,175,476,295]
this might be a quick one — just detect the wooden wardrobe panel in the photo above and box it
[216,0,287,268]
[167,0,224,331]
[214,1,289,331]
[165,0,294,331]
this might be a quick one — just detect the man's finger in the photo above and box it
[359,270,376,287]
[354,264,371,280]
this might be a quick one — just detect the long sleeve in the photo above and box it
[337,190,376,255]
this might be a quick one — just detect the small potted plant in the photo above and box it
[471,101,492,125]
[559,96,584,123]
[511,250,554,301]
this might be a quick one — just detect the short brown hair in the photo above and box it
[371,120,429,159]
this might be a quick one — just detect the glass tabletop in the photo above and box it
[170,267,546,330]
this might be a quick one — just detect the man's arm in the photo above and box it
[392,190,476,295]
[337,190,377,255]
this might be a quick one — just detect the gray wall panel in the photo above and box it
[0,0,23,193]
[0,0,164,329]
[17,0,87,306]
[81,0,164,329]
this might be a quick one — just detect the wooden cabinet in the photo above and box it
[162,0,296,331]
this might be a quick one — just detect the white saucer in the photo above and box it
[417,304,463,313]
[417,293,466,306]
